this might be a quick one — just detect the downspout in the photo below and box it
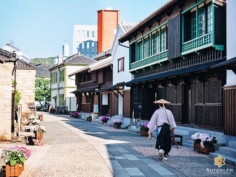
[57,66,60,107]
[118,41,129,48]
[12,58,18,133]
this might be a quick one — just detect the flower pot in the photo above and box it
[36,132,44,139]
[102,120,107,124]
[140,130,148,136]
[87,118,92,122]
[193,142,215,154]
[38,114,44,121]
[114,123,121,129]
[5,164,24,177]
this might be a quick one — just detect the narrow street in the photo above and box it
[1,112,236,177]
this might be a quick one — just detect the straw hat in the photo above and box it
[153,99,170,104]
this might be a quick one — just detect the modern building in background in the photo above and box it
[97,8,120,53]
[2,42,31,63]
[72,25,97,58]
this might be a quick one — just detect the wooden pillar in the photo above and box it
[90,92,93,113]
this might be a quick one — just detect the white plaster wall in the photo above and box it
[66,65,84,87]
[50,90,57,108]
[102,94,108,105]
[71,97,77,111]
[65,88,76,98]
[51,83,57,89]
[118,94,123,115]
[59,88,64,94]
[112,25,133,90]
[226,0,236,86]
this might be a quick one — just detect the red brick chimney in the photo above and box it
[97,8,120,53]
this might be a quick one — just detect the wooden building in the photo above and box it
[119,0,227,131]
[69,54,113,116]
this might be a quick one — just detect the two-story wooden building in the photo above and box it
[119,0,227,131]
[69,52,113,116]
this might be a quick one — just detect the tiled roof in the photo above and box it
[119,0,176,43]
[69,56,112,76]
[0,48,17,63]
[93,49,111,61]
[64,53,95,64]
[35,64,50,77]
[211,57,235,69]
[71,85,98,93]
[68,65,90,77]
[16,59,36,70]
[120,22,138,33]
[90,56,112,71]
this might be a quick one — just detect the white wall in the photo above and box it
[226,0,236,86]
[118,94,123,115]
[102,94,108,105]
[66,65,84,87]
[112,25,133,90]
[50,90,57,108]
[65,97,77,111]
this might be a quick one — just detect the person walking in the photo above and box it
[147,99,177,160]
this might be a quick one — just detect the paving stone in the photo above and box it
[1,112,235,177]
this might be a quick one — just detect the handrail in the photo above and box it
[130,50,167,70]
[182,33,212,52]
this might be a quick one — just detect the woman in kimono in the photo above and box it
[147,100,176,160]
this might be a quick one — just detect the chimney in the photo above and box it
[97,8,120,53]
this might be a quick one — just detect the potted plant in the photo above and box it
[36,126,46,140]
[191,132,217,154]
[86,115,92,122]
[140,122,149,136]
[31,119,40,125]
[38,113,43,121]
[71,112,79,118]
[1,146,31,176]
[113,118,122,129]
[28,116,40,125]
[101,116,109,124]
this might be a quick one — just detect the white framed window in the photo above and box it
[118,57,124,72]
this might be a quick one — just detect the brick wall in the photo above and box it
[97,9,120,53]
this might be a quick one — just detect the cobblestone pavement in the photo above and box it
[1,112,236,177]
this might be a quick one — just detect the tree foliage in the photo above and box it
[31,57,55,66]
[13,90,21,106]
[35,77,51,106]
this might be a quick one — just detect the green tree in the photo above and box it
[13,90,21,106]
[35,77,51,106]
[31,57,55,66]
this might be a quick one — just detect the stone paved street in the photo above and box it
[1,112,236,177]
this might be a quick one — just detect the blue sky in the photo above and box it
[0,0,167,58]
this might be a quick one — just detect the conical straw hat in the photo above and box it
[153,99,170,104]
